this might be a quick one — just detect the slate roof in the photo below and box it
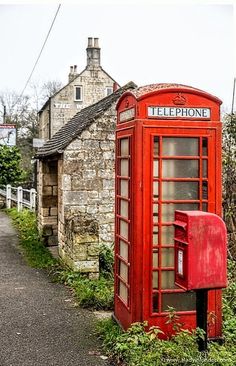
[35,81,137,159]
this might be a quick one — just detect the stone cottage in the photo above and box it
[35,82,136,277]
[38,37,119,141]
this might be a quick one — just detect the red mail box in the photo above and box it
[174,211,227,291]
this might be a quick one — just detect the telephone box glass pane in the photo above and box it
[152,293,159,313]
[153,160,159,177]
[161,226,174,245]
[120,138,129,156]
[162,292,196,312]
[120,180,128,197]
[202,138,208,156]
[162,182,199,200]
[153,271,159,289]
[203,160,208,178]
[120,240,128,260]
[161,271,176,289]
[162,203,199,222]
[120,159,129,176]
[202,181,208,199]
[153,228,159,245]
[154,136,159,155]
[153,204,159,223]
[153,250,158,268]
[162,160,199,178]
[119,261,128,282]
[120,220,128,240]
[120,199,129,218]
[202,203,208,212]
[161,248,174,267]
[119,281,128,304]
[162,138,199,156]
[153,181,159,198]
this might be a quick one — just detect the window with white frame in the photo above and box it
[74,86,83,101]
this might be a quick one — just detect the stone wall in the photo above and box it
[37,159,58,246]
[38,103,50,141]
[58,107,116,278]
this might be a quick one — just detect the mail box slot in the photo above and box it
[174,210,227,291]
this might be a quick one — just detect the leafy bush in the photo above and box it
[99,244,114,279]
[7,208,57,268]
[97,319,236,366]
[0,145,26,185]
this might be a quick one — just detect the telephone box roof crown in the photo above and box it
[129,83,222,104]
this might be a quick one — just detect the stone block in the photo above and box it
[64,191,88,205]
[87,243,100,257]
[103,151,114,160]
[42,195,58,208]
[42,216,57,225]
[50,207,58,216]
[52,186,58,196]
[100,141,110,151]
[65,139,82,150]
[74,260,99,273]
[42,208,49,217]
[83,170,96,179]
[81,130,91,139]
[103,179,115,190]
[87,205,98,214]
[43,174,58,186]
[62,175,72,190]
[74,234,97,245]
[43,186,53,195]
[88,191,99,199]
[107,133,115,141]
[74,244,88,260]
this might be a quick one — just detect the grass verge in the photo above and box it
[6,208,57,268]
[6,208,114,310]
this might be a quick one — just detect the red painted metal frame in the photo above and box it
[114,85,223,339]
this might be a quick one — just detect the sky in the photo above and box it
[0,1,235,114]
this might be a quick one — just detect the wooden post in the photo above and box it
[6,184,11,209]
[17,186,23,212]
[30,188,36,211]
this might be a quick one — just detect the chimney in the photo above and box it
[86,37,101,68]
[68,65,78,82]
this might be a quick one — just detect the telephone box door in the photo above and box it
[142,127,221,338]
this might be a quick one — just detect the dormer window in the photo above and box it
[74,86,83,101]
[106,87,113,96]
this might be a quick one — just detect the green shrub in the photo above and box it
[97,319,236,366]
[0,145,26,185]
[99,244,114,279]
[53,268,114,310]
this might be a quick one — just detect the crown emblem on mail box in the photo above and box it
[173,93,186,105]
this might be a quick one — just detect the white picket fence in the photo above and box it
[0,184,37,212]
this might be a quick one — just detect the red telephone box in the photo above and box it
[114,83,223,339]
